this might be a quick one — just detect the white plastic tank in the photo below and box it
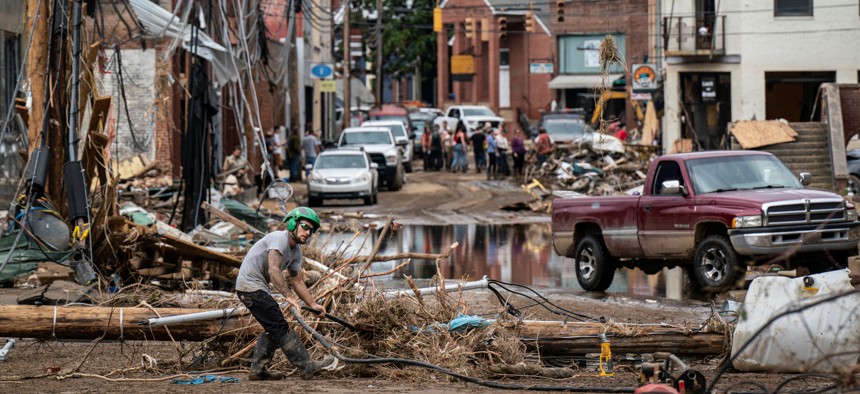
[731,269,860,373]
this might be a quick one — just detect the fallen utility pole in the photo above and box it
[0,305,256,341]
[509,320,728,356]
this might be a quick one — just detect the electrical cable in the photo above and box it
[487,279,601,322]
[289,306,635,393]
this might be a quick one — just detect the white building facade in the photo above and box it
[661,0,860,151]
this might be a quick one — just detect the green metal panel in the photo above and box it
[558,34,626,75]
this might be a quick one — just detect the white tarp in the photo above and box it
[128,0,240,87]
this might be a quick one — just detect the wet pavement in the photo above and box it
[315,223,675,298]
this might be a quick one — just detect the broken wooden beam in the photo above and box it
[201,201,264,237]
[508,320,728,356]
[0,305,257,341]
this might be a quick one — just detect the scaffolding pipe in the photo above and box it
[142,306,247,327]
[383,276,489,299]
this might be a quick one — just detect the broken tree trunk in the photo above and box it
[0,305,257,341]
[508,321,729,356]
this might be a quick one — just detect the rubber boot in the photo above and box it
[249,333,285,380]
[277,331,335,380]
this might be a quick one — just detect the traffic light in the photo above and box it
[525,11,535,32]
[465,17,474,39]
[557,0,565,23]
[498,17,507,38]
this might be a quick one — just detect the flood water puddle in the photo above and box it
[315,223,670,298]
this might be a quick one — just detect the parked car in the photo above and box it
[433,105,504,137]
[846,149,860,195]
[361,120,414,173]
[537,110,592,144]
[537,110,625,153]
[306,148,378,207]
[552,150,860,292]
[337,127,404,191]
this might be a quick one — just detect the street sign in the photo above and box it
[319,80,336,92]
[529,63,554,74]
[310,63,334,79]
[450,55,474,75]
[632,64,656,91]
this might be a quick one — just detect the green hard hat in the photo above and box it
[285,206,320,231]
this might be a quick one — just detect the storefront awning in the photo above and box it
[547,74,623,89]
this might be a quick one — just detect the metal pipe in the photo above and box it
[142,306,247,327]
[383,276,489,299]
[0,338,15,362]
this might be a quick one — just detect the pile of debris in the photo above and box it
[514,141,659,212]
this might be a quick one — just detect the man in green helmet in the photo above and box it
[235,206,335,380]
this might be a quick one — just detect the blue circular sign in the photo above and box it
[311,64,333,79]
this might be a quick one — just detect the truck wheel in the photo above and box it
[389,168,404,191]
[574,235,617,292]
[404,161,413,173]
[692,235,741,291]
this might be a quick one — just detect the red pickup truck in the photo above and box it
[551,150,860,292]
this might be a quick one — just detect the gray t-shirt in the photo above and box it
[235,231,302,293]
[301,135,320,159]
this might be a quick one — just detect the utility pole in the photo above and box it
[374,0,382,106]
[25,0,49,155]
[284,0,298,133]
[342,0,350,129]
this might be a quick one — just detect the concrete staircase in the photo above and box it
[753,122,835,192]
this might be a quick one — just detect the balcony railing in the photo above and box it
[662,15,726,57]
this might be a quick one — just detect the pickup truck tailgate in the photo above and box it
[551,195,642,257]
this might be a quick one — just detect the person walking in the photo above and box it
[235,207,335,380]
[440,121,453,171]
[511,129,526,177]
[429,126,443,171]
[301,130,321,178]
[486,127,497,180]
[470,123,487,172]
[495,128,510,178]
[451,126,468,172]
[535,127,554,167]
[421,124,432,171]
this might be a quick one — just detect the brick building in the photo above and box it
[549,0,653,131]
[436,0,553,129]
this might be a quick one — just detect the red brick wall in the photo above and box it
[86,0,176,172]
[841,85,860,145]
[439,0,554,121]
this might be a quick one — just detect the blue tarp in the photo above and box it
[447,314,491,332]
[171,375,240,384]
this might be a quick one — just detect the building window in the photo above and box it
[774,0,813,16]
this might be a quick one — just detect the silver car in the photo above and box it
[306,149,379,206]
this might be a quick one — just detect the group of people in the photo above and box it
[222,127,322,198]
[420,120,529,179]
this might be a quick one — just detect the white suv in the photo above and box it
[337,127,405,191]
[306,148,378,206]
[434,105,505,137]
[360,120,414,173]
